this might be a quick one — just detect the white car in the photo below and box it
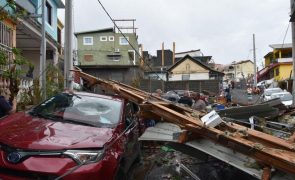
[263,88,283,101]
[270,91,293,106]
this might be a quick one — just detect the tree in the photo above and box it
[0,48,32,102]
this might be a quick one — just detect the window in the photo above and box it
[128,50,135,64]
[83,37,93,45]
[0,21,13,71]
[45,1,52,25]
[275,68,279,76]
[107,54,121,61]
[109,36,114,41]
[100,36,107,41]
[186,64,190,72]
[84,54,93,62]
[182,74,190,80]
[119,37,129,45]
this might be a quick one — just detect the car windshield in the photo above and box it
[264,89,282,96]
[271,93,293,101]
[30,93,122,128]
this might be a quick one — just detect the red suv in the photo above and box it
[0,92,141,180]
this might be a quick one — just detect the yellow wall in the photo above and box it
[274,64,292,81]
[171,58,209,74]
[265,56,271,66]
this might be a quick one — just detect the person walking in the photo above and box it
[224,87,232,105]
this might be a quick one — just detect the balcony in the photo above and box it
[276,58,293,63]
[15,0,36,14]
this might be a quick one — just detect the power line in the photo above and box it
[281,22,291,49]
[96,0,168,86]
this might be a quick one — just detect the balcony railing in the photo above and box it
[15,0,36,14]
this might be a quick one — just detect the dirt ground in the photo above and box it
[128,142,256,180]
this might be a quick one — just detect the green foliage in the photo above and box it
[0,50,8,65]
[45,64,64,99]
[0,48,32,102]
[0,0,28,22]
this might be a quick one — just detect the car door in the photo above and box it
[121,101,140,172]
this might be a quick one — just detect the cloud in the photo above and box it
[59,0,291,66]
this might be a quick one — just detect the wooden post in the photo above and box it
[173,42,175,64]
[162,42,164,66]
[140,44,144,67]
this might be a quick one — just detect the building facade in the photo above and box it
[167,55,223,81]
[75,27,141,85]
[223,60,254,80]
[10,0,65,78]
[258,44,292,82]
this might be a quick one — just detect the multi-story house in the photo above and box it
[223,60,254,80]
[257,43,292,82]
[144,49,214,81]
[75,27,140,85]
[0,1,17,69]
[12,0,64,78]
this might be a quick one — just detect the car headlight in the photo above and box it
[63,150,104,165]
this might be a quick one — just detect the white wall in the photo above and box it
[169,73,209,81]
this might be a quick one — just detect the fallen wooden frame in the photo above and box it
[74,70,295,175]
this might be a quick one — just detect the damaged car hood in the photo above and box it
[0,112,114,150]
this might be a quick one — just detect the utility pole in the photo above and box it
[40,0,46,99]
[291,0,295,106]
[64,0,73,90]
[253,34,257,86]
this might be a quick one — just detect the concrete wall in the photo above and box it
[36,0,59,41]
[275,64,292,81]
[77,32,139,66]
[80,66,141,85]
[140,79,220,94]
[169,73,209,81]
[22,50,55,79]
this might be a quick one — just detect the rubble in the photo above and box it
[75,70,295,178]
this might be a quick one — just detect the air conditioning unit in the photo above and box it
[115,49,120,53]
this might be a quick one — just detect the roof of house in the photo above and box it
[167,55,224,75]
[234,60,253,65]
[175,49,201,55]
[74,28,114,36]
[269,43,292,49]
[257,62,292,79]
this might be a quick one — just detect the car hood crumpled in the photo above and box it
[0,112,115,150]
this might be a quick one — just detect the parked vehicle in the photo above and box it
[0,92,142,179]
[270,91,293,106]
[263,88,283,101]
[161,92,180,102]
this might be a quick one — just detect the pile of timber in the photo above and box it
[75,70,295,176]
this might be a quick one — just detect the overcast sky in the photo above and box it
[59,0,291,67]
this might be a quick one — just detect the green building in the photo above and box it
[75,27,141,85]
